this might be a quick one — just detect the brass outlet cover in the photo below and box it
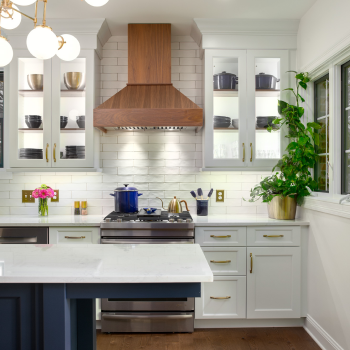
[216,190,225,202]
[51,190,59,202]
[22,190,35,203]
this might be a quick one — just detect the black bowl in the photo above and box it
[76,120,85,128]
[26,120,42,128]
[25,115,41,118]
[232,119,239,129]
[76,115,85,120]
[60,120,68,128]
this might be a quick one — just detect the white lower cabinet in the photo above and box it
[49,227,100,244]
[246,247,301,318]
[195,276,246,319]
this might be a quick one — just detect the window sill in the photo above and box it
[303,196,350,219]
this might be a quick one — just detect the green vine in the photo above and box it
[247,71,321,206]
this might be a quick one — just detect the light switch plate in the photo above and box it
[22,190,35,203]
[51,190,59,202]
[216,190,225,202]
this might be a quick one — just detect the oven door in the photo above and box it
[102,297,194,312]
[101,312,194,333]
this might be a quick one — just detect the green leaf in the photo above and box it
[298,94,305,102]
[283,88,294,91]
[278,100,288,115]
[307,122,322,130]
[272,118,283,124]
[286,70,298,73]
[313,133,320,146]
[298,136,308,146]
[287,142,298,150]
[299,81,307,90]
[295,73,304,80]
[298,107,305,117]
[266,126,272,133]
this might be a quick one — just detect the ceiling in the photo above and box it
[13,0,317,36]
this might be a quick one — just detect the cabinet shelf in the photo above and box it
[18,128,85,133]
[213,89,280,97]
[213,127,276,133]
[18,90,86,97]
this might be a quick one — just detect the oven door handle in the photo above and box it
[103,314,193,320]
[100,238,194,244]
[0,237,38,244]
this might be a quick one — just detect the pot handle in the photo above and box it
[110,193,116,197]
[276,79,280,82]
[180,200,190,212]
[138,193,143,197]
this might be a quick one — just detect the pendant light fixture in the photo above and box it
[11,0,36,5]
[0,9,13,66]
[0,3,21,29]
[27,25,58,59]
[56,34,81,61]
[85,0,109,7]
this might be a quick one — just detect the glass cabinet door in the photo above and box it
[204,50,247,168]
[247,50,289,168]
[9,50,52,168]
[51,51,94,168]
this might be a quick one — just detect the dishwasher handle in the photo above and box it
[100,238,194,244]
[0,237,38,244]
[103,314,193,320]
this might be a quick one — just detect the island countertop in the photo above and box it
[0,244,213,283]
[0,214,309,226]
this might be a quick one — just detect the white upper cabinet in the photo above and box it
[203,49,290,170]
[8,49,100,171]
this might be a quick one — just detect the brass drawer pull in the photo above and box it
[242,143,245,162]
[53,143,56,162]
[64,236,86,239]
[210,296,231,300]
[250,143,253,162]
[263,235,284,238]
[210,260,231,263]
[250,253,253,273]
[46,143,49,163]
[210,235,231,238]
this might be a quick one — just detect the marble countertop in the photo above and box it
[0,244,213,283]
[0,214,309,226]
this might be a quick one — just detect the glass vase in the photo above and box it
[39,198,48,216]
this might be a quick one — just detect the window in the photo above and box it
[341,60,350,194]
[314,74,329,192]
[0,71,3,168]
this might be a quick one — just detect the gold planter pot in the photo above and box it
[267,196,297,220]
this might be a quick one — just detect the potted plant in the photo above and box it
[247,72,321,219]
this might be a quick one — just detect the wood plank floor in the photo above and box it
[97,328,321,350]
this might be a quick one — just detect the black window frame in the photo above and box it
[314,73,329,193]
[341,60,350,194]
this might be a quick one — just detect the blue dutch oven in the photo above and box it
[110,184,143,213]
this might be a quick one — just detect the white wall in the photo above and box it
[297,0,350,71]
[0,35,270,215]
[299,208,350,350]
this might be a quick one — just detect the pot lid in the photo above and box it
[257,72,277,78]
[214,71,237,77]
[115,184,138,192]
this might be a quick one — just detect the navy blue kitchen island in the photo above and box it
[0,244,212,350]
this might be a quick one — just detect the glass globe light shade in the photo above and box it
[11,0,37,5]
[56,34,80,61]
[0,4,21,30]
[27,26,58,60]
[0,37,13,66]
[85,0,109,7]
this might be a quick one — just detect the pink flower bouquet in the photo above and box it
[32,185,55,216]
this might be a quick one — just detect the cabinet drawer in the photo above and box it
[195,276,246,319]
[202,247,246,276]
[195,227,246,246]
[247,226,301,246]
[49,227,100,244]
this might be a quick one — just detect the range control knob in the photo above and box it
[105,218,111,222]
[169,218,175,223]
[116,218,123,223]
[177,219,183,223]
[186,218,192,223]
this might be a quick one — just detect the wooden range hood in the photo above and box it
[94,24,203,132]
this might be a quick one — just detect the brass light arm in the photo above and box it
[57,35,66,50]
[10,6,35,21]
[42,0,47,25]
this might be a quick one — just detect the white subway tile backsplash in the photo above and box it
[0,36,264,215]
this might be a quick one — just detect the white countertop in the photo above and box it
[0,214,309,226]
[0,244,213,283]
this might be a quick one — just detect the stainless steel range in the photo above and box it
[100,209,195,333]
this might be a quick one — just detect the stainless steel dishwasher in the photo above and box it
[0,227,49,244]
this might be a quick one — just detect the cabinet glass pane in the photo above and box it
[213,57,239,159]
[18,58,44,160]
[59,59,86,160]
[255,58,280,159]
[0,71,3,168]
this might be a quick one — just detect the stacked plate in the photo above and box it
[25,115,42,128]
[213,115,231,128]
[65,145,85,159]
[19,148,43,159]
[256,116,279,129]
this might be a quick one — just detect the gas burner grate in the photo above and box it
[104,211,192,222]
